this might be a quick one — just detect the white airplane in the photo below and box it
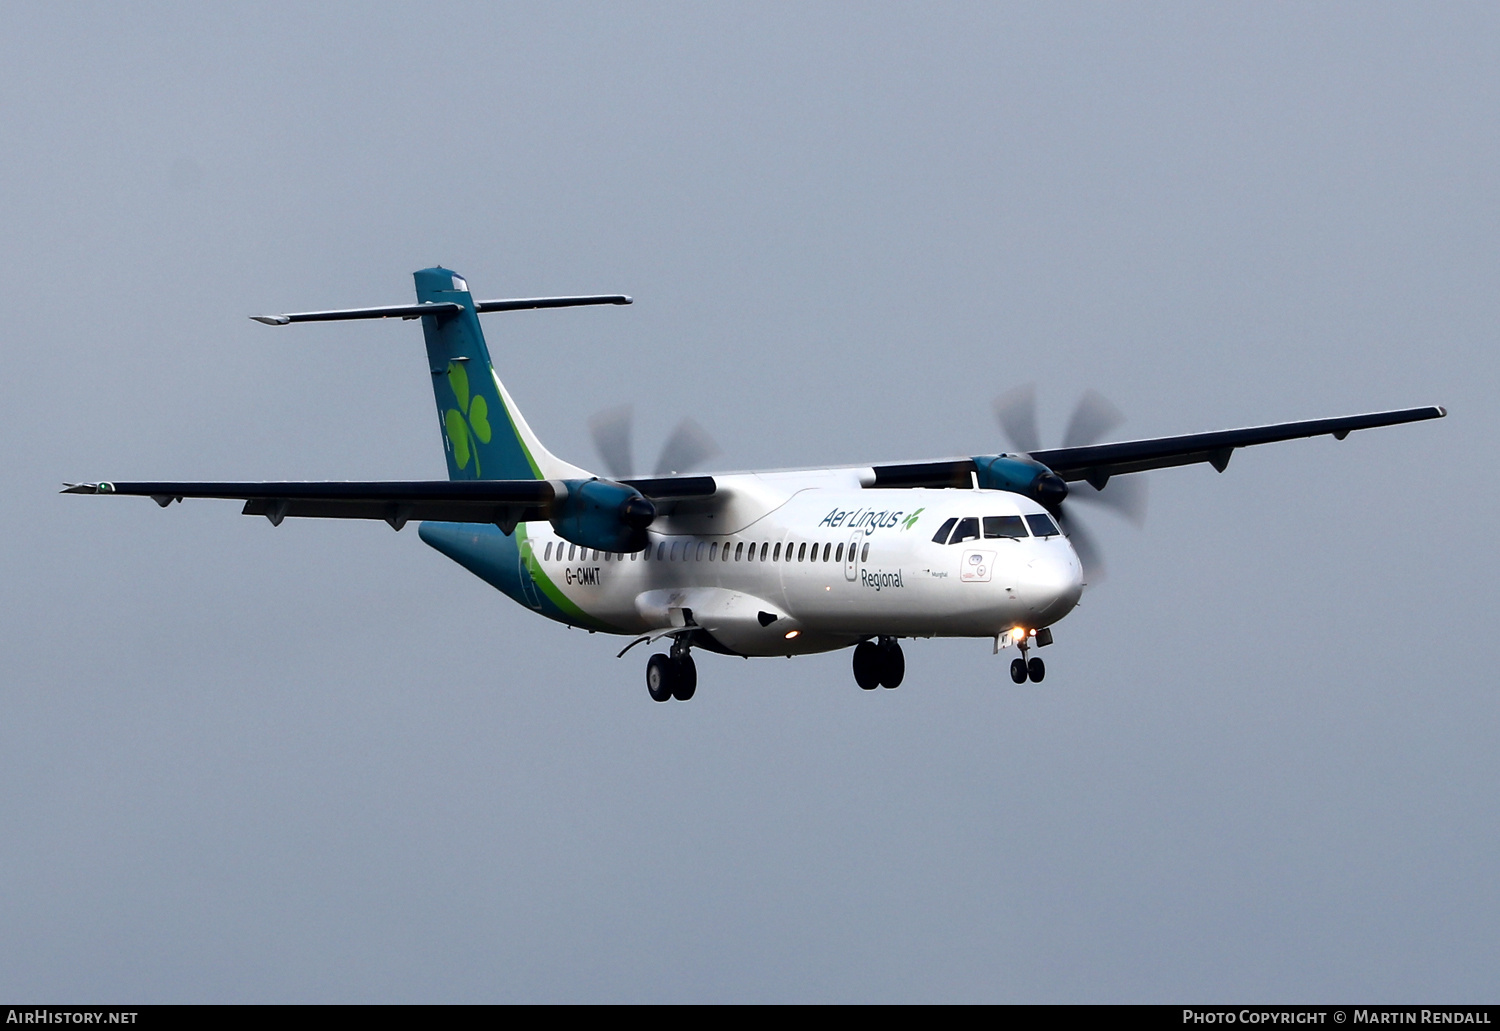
[65,268,1446,700]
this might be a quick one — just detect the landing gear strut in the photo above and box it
[646,639,698,702]
[853,637,905,690]
[1007,634,1046,684]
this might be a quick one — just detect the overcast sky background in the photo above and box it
[1,2,1495,1003]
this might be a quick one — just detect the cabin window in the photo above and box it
[798,542,807,561]
[567,544,575,560]
[544,542,553,561]
[861,542,869,562]
[710,541,719,561]
[950,517,981,545]
[696,542,706,560]
[760,542,769,561]
[735,541,744,561]
[984,515,1027,539]
[932,517,957,544]
[670,542,679,560]
[1025,513,1061,538]
[835,543,844,562]
[643,542,652,561]
[657,542,666,561]
[747,542,757,562]
[822,542,832,562]
[773,542,782,561]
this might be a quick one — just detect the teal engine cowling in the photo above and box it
[550,478,656,553]
[972,454,1069,509]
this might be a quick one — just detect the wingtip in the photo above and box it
[249,314,290,325]
[60,482,111,494]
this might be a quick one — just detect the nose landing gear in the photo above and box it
[852,637,905,690]
[1005,631,1047,683]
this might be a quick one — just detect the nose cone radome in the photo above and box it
[1019,549,1083,624]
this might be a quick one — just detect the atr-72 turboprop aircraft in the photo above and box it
[66,268,1445,700]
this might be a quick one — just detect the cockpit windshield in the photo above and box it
[932,517,957,544]
[983,515,1027,539]
[1025,513,1060,538]
[950,517,981,545]
[934,512,1064,543]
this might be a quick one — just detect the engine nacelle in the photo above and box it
[550,478,656,553]
[972,454,1069,509]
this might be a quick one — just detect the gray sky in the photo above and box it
[2,2,1495,1002]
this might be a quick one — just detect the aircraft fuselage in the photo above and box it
[419,473,1085,658]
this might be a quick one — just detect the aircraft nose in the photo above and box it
[1019,549,1083,622]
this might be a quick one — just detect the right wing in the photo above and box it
[870,405,1446,490]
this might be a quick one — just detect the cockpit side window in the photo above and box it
[1025,513,1061,538]
[983,515,1028,539]
[950,517,981,545]
[932,517,957,545]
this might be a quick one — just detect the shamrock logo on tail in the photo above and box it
[443,360,493,475]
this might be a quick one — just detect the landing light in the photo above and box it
[784,630,800,640]
[1012,626,1029,643]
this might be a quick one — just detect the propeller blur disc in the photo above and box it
[587,404,635,480]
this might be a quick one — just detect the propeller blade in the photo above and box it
[1061,388,1126,449]
[654,417,721,476]
[1069,473,1148,526]
[587,404,636,480]
[1057,508,1107,584]
[993,384,1040,454]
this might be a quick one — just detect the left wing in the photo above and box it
[61,480,558,530]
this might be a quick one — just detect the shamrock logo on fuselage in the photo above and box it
[901,507,925,530]
[443,360,493,475]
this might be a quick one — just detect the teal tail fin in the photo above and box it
[413,268,584,482]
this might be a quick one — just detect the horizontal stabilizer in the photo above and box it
[474,295,631,313]
[250,295,631,326]
[250,302,463,325]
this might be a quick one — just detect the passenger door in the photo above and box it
[845,531,861,582]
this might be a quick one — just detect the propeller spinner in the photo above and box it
[992,385,1149,580]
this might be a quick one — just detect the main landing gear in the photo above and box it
[852,637,905,690]
[646,639,698,702]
